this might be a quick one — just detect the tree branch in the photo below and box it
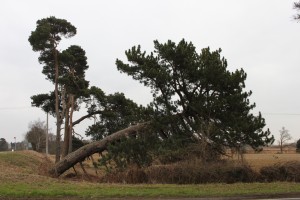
[72,110,103,127]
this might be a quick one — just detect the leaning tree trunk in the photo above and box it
[49,123,148,177]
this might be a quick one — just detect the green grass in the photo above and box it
[0,181,300,198]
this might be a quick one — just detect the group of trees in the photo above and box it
[29,17,277,176]
[29,17,94,161]
[0,138,29,151]
[28,17,147,162]
[25,119,85,154]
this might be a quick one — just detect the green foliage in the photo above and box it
[29,16,77,84]
[71,136,85,152]
[116,39,274,156]
[85,87,157,170]
[0,138,8,151]
[31,92,56,115]
[30,46,90,116]
[28,16,76,52]
[99,134,159,171]
[59,45,90,96]
[157,140,222,164]
[85,91,151,140]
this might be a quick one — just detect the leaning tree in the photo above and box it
[116,39,274,157]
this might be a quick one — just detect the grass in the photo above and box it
[1,182,300,198]
[1,150,300,198]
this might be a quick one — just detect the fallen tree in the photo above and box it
[49,123,148,177]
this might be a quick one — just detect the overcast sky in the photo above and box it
[1,0,300,144]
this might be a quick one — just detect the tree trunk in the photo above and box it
[68,94,74,154]
[62,102,70,158]
[49,123,148,177]
[54,48,62,163]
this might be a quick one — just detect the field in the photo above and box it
[0,150,300,199]
[242,153,300,171]
[228,147,300,171]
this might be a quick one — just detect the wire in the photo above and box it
[0,106,32,110]
[262,113,300,116]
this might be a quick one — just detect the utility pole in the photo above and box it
[46,112,49,156]
[14,137,16,151]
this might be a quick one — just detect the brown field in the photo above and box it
[228,147,300,171]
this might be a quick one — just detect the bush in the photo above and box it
[146,161,257,184]
[100,167,148,184]
[260,161,300,182]
[98,160,300,184]
[98,160,258,184]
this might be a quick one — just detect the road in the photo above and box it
[2,198,300,200]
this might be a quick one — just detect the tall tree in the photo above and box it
[278,126,292,153]
[60,45,89,157]
[29,17,76,162]
[116,39,274,157]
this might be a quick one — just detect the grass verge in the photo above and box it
[0,181,300,198]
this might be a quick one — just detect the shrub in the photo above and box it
[100,167,148,184]
[260,161,300,182]
[145,160,258,184]
[99,160,300,184]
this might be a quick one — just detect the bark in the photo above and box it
[53,47,62,163]
[62,100,70,158]
[49,123,148,177]
[68,94,74,154]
